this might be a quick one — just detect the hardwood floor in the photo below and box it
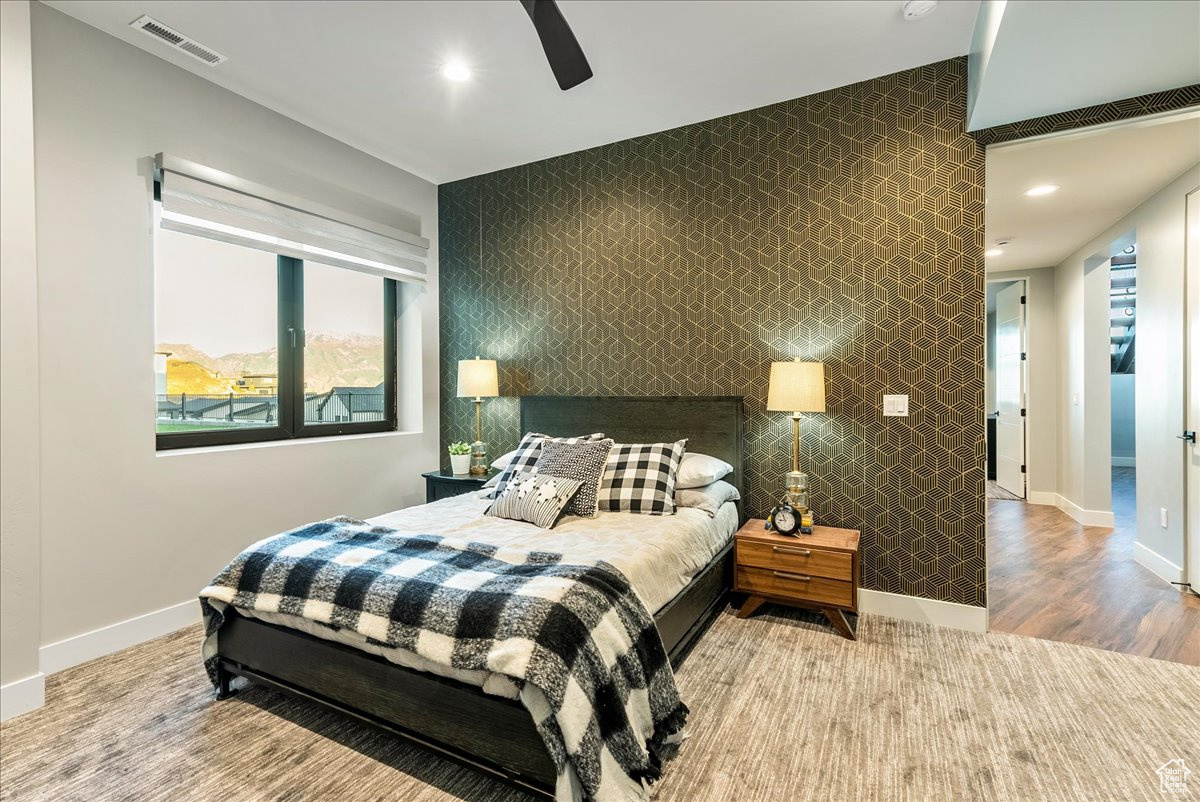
[987,468,1200,665]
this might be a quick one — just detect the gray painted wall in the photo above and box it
[1,0,42,699]
[26,5,440,659]
[1111,373,1136,463]
[1055,163,1200,565]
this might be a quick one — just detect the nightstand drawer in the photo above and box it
[737,539,851,580]
[736,565,854,608]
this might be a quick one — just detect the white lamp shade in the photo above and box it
[766,360,826,413]
[457,359,498,398]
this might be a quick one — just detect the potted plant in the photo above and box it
[448,441,471,475]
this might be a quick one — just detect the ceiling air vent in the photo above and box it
[129,15,227,66]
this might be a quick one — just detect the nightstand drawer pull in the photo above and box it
[772,546,811,557]
[772,570,812,582]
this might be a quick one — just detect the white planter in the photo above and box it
[449,454,471,475]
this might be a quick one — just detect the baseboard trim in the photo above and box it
[1112,457,1136,467]
[1133,541,1185,586]
[1026,490,1057,506]
[39,599,199,676]
[1,672,45,721]
[1055,494,1114,527]
[858,589,988,633]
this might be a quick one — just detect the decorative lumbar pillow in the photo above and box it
[489,431,606,499]
[675,479,741,518]
[534,438,615,519]
[598,439,688,515]
[485,471,584,529]
[675,452,734,490]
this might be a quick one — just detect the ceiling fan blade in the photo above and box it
[520,0,593,91]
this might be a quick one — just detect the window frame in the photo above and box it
[156,255,398,451]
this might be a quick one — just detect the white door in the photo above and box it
[995,281,1027,498]
[1185,188,1200,595]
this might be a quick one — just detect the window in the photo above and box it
[301,262,388,426]
[151,154,426,450]
[155,230,398,450]
[155,230,280,438]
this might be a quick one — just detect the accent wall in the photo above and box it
[439,58,986,606]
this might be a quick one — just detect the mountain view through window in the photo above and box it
[154,227,386,436]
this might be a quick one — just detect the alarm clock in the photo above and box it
[766,501,801,537]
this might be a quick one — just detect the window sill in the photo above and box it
[155,429,420,458]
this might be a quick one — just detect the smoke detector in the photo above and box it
[130,15,227,66]
[902,1,938,20]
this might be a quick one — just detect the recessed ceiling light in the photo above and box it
[985,248,1004,258]
[1024,184,1059,197]
[442,61,471,82]
[1122,245,1135,254]
[902,0,938,20]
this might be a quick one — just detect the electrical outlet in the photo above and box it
[883,394,909,417]
[1160,508,1168,528]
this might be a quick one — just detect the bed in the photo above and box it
[210,395,745,799]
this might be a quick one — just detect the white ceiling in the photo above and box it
[985,111,1200,273]
[968,0,1200,132]
[43,0,979,184]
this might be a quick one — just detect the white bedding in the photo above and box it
[235,493,737,699]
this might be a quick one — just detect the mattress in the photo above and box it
[235,492,738,698]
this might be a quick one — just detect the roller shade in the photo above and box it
[155,154,428,285]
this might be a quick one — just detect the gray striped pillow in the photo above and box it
[485,471,584,529]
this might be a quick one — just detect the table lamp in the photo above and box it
[766,359,826,511]
[457,357,499,475]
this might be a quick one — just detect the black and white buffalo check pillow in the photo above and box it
[485,471,584,529]
[488,431,606,499]
[598,439,688,515]
[535,438,615,519]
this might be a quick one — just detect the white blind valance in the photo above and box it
[154,154,428,285]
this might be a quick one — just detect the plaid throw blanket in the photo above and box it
[199,517,688,802]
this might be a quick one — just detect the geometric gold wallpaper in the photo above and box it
[972,83,1200,147]
[440,58,987,606]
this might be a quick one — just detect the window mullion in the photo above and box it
[384,278,398,428]
[277,257,304,436]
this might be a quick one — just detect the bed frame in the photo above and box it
[214,396,745,799]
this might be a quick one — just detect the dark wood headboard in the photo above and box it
[520,396,745,497]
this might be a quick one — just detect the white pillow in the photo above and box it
[675,452,734,490]
[675,480,740,517]
[490,449,520,471]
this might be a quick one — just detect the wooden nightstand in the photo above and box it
[422,469,499,503]
[734,518,861,640]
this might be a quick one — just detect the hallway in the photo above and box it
[987,469,1200,665]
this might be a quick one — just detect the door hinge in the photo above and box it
[1020,295,1026,304]
[1020,465,1026,473]
[1020,408,1026,417]
[1020,352,1027,361]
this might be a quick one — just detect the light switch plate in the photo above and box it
[883,394,909,417]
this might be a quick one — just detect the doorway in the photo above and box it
[986,279,1026,501]
[984,110,1200,664]
[1109,242,1137,538]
